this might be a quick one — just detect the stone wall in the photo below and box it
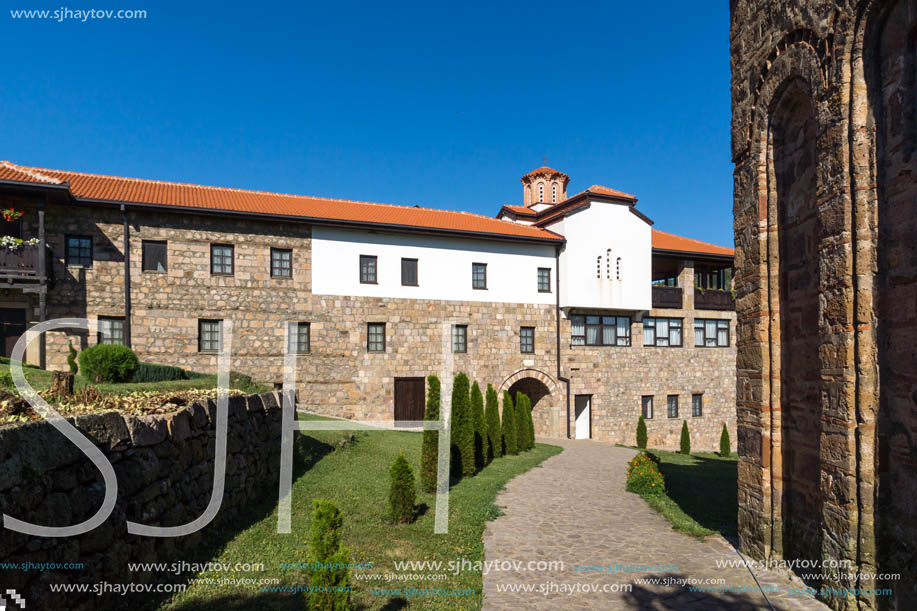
[731,1,917,609]
[0,391,294,610]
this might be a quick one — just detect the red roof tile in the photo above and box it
[522,166,569,179]
[652,229,733,257]
[0,161,563,242]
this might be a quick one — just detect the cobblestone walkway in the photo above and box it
[482,438,829,610]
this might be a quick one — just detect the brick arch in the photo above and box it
[498,368,557,396]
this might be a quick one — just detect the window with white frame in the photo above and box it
[570,315,631,346]
[643,317,683,347]
[694,319,730,347]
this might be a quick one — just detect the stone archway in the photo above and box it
[499,369,559,438]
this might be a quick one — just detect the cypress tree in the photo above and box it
[680,420,691,455]
[305,499,351,610]
[515,392,528,452]
[450,373,474,478]
[420,375,440,493]
[636,415,648,449]
[471,381,486,472]
[389,454,416,523]
[67,340,79,376]
[720,422,731,457]
[526,394,536,448]
[484,384,501,462]
[501,391,517,455]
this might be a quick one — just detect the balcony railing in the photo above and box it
[694,288,735,311]
[0,243,52,282]
[652,285,683,309]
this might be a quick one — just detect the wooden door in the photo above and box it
[0,308,26,358]
[394,377,425,423]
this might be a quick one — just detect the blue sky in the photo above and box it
[3,1,733,246]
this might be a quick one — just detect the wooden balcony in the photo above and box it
[694,288,735,311]
[0,243,51,283]
[652,285,683,309]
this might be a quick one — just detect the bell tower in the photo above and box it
[521,166,569,207]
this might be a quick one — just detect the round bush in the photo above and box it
[626,452,666,496]
[78,344,139,383]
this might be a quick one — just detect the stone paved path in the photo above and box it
[482,438,830,610]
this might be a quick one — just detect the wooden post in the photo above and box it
[38,200,46,370]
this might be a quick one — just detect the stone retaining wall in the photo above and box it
[0,391,295,610]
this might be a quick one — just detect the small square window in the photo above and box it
[142,240,167,272]
[537,268,551,292]
[288,321,310,354]
[520,326,535,353]
[367,322,385,352]
[641,395,654,419]
[452,324,467,353]
[667,395,679,418]
[472,262,487,289]
[360,255,377,284]
[211,244,234,275]
[65,235,92,268]
[271,248,292,278]
[692,393,703,417]
[401,258,418,286]
[199,319,223,352]
[97,316,125,345]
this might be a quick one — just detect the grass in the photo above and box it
[160,415,562,610]
[633,448,737,540]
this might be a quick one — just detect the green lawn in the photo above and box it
[161,417,562,610]
[641,449,738,539]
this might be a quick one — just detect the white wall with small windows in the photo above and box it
[547,199,652,311]
[311,227,557,303]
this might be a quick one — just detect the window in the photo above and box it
[97,316,124,345]
[65,235,92,268]
[552,184,557,203]
[570,315,631,346]
[360,255,377,284]
[452,324,467,353]
[472,262,487,290]
[367,322,385,352]
[520,326,535,353]
[142,240,167,272]
[199,319,222,352]
[692,393,703,417]
[641,395,654,419]
[538,183,544,201]
[288,321,310,354]
[537,267,551,293]
[643,317,683,347]
[694,319,730,347]
[271,248,292,278]
[210,244,234,275]
[401,258,418,286]
[616,257,621,280]
[667,395,678,418]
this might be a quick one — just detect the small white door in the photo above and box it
[574,395,591,439]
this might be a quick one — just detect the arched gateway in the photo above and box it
[498,369,561,438]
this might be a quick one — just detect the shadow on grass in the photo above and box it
[113,434,338,611]
[622,572,772,609]
[647,452,738,537]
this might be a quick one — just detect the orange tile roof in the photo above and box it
[652,229,733,257]
[584,184,636,200]
[501,204,536,215]
[522,166,569,179]
[0,161,563,243]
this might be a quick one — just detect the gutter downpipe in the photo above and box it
[555,246,571,439]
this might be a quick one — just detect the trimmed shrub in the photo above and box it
[450,373,474,478]
[514,392,529,452]
[484,384,501,462]
[305,499,352,610]
[229,371,261,393]
[525,395,535,448]
[471,381,486,472]
[78,344,139,383]
[0,370,13,390]
[67,340,79,376]
[420,375,440,493]
[389,454,416,523]
[501,391,517,455]
[626,452,666,496]
[680,420,691,455]
[720,423,731,457]
[131,363,190,383]
[636,415,648,449]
